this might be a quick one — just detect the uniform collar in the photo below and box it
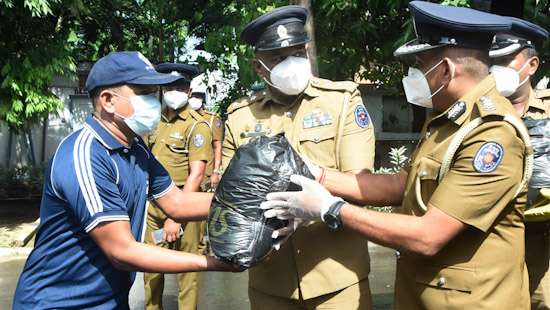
[84,115,126,150]
[162,107,190,122]
[524,88,547,116]
[432,75,497,126]
[260,80,319,109]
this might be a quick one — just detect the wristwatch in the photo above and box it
[322,200,346,230]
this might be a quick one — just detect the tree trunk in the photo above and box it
[290,0,319,76]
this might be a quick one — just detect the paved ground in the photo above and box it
[1,243,395,309]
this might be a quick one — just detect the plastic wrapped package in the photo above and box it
[523,118,550,201]
[207,134,313,268]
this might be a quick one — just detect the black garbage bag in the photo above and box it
[524,118,550,201]
[207,134,313,268]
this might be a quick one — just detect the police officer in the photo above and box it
[189,76,224,190]
[222,5,376,309]
[262,2,533,309]
[490,21,550,310]
[144,63,212,310]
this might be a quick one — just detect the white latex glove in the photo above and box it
[271,218,302,251]
[261,175,343,222]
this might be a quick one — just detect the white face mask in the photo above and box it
[259,56,312,95]
[163,90,188,110]
[490,61,531,97]
[401,59,453,109]
[189,97,203,110]
[114,93,161,136]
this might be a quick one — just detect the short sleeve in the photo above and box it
[339,90,375,172]
[188,122,213,163]
[222,118,238,171]
[147,143,174,200]
[54,140,129,233]
[429,121,525,232]
[211,115,224,142]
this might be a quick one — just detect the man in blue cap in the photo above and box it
[490,19,550,310]
[223,4,376,310]
[261,2,533,309]
[12,52,235,310]
[142,63,212,310]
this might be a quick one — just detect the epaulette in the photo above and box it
[226,91,265,114]
[476,95,507,118]
[310,77,358,93]
[189,109,207,122]
[535,88,550,100]
[203,110,220,117]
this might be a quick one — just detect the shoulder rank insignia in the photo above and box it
[303,109,332,129]
[473,142,504,173]
[170,132,184,140]
[479,96,496,112]
[354,105,370,128]
[447,101,466,121]
[193,134,204,147]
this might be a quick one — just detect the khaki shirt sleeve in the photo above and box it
[211,115,224,142]
[339,89,376,172]
[188,122,213,163]
[222,117,237,171]
[429,121,525,232]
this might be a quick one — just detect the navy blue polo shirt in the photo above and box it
[13,115,174,309]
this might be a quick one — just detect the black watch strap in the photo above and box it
[323,200,346,230]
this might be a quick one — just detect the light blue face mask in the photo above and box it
[113,93,161,136]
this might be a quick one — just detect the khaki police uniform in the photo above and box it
[197,109,223,178]
[394,76,530,309]
[143,107,213,310]
[223,77,376,309]
[523,88,550,310]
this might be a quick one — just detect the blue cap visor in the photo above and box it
[128,72,184,86]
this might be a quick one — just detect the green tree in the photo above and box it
[0,0,82,131]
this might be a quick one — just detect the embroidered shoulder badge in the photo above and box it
[354,105,370,128]
[473,142,504,173]
[193,134,204,148]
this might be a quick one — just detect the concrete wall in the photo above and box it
[0,79,422,170]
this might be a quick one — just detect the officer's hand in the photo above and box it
[261,175,341,221]
[270,218,302,251]
[210,174,221,189]
[300,155,323,181]
[163,219,182,243]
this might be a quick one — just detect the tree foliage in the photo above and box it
[1,0,549,130]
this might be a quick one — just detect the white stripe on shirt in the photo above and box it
[74,130,96,215]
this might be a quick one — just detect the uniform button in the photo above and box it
[420,171,427,177]
[123,149,129,153]
[426,131,431,138]
[172,144,176,147]
[296,249,301,254]
[395,251,401,259]
[437,276,446,287]
[285,111,293,118]
[161,139,165,142]
[313,137,320,143]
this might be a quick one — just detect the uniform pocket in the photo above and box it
[298,128,336,168]
[415,156,441,209]
[415,265,475,293]
[165,137,187,154]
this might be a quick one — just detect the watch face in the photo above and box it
[323,213,339,230]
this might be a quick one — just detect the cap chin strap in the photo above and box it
[415,115,534,213]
